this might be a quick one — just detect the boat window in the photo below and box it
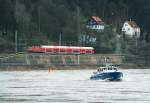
[108,68,112,70]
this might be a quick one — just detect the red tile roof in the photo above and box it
[127,21,139,28]
[92,16,103,24]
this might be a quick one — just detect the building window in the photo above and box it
[122,28,125,31]
[125,24,128,26]
[96,25,98,29]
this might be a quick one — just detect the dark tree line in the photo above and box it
[0,0,150,52]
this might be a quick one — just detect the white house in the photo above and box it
[122,20,140,38]
[86,16,104,31]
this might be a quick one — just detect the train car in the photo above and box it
[27,45,95,54]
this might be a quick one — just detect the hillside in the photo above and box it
[0,0,150,53]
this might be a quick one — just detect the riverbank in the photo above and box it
[120,63,150,69]
[0,65,96,71]
[0,63,150,71]
[0,53,149,71]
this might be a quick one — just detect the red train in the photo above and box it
[27,45,95,54]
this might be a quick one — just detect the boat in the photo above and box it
[90,64,123,81]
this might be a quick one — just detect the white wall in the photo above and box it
[122,22,140,38]
[86,24,104,30]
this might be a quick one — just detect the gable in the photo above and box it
[92,16,102,24]
[87,16,104,25]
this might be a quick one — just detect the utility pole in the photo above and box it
[135,33,138,55]
[115,34,121,54]
[77,6,81,46]
[15,30,18,53]
[59,32,62,46]
[38,6,41,33]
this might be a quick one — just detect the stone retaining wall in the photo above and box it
[0,53,123,66]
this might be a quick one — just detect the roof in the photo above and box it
[91,16,103,24]
[127,20,139,28]
[41,45,94,50]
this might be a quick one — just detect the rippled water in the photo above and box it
[0,69,150,103]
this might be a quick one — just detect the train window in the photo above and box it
[67,49,73,52]
[47,49,52,52]
[86,50,92,53]
[81,49,86,54]
[73,49,79,52]
[60,49,65,52]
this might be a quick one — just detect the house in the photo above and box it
[86,16,104,31]
[122,20,140,38]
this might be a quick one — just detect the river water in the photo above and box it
[0,69,150,103]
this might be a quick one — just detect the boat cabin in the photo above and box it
[97,66,118,72]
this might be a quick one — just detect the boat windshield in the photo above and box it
[108,67,112,70]
[114,68,117,71]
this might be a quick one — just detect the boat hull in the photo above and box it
[90,72,123,81]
